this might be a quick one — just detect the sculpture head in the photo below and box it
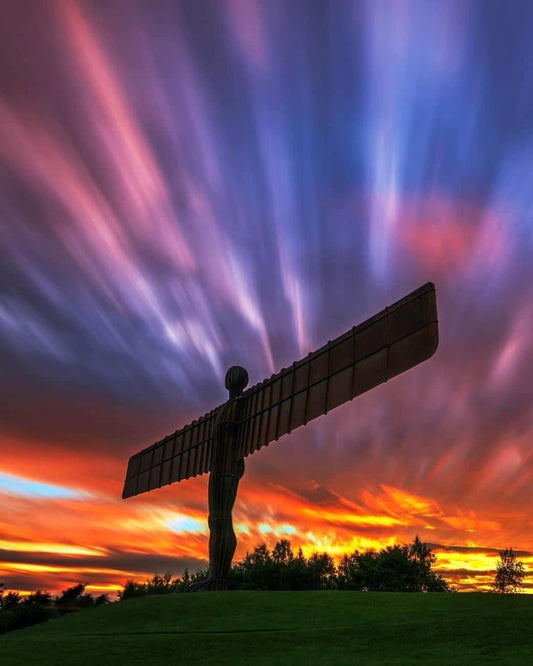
[225,365,249,398]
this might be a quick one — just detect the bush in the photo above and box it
[0,587,58,634]
[337,539,450,592]
[117,536,451,597]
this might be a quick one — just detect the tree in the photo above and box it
[236,544,275,590]
[94,594,110,607]
[146,573,175,595]
[376,545,418,592]
[287,548,309,590]
[24,591,53,607]
[409,535,449,592]
[119,580,147,600]
[2,592,21,610]
[271,540,294,589]
[272,539,294,565]
[307,552,337,589]
[410,535,432,559]
[55,583,87,613]
[1,588,57,633]
[337,546,414,591]
[337,537,450,592]
[337,551,363,590]
[492,548,525,594]
[228,541,337,591]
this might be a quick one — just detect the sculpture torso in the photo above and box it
[211,397,245,478]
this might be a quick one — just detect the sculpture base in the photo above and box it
[190,578,228,592]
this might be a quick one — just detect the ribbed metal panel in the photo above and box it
[122,283,438,499]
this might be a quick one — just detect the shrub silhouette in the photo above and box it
[119,536,450,595]
[0,582,109,633]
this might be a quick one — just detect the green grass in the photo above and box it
[1,592,532,665]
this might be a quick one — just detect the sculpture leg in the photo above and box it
[208,514,237,590]
[192,473,239,591]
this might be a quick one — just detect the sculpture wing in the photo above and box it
[122,282,438,499]
[236,282,438,459]
[122,406,220,498]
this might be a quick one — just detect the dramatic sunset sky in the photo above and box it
[1,0,532,597]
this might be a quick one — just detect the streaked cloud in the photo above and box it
[0,0,532,596]
[0,473,88,500]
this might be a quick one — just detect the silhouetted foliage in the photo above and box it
[25,591,54,607]
[232,543,276,590]
[226,541,337,591]
[0,582,111,633]
[119,580,147,600]
[94,593,111,606]
[337,537,449,592]
[146,573,174,595]
[0,587,58,633]
[307,552,337,590]
[1,591,21,610]
[228,536,449,593]
[119,570,209,600]
[410,536,450,593]
[116,536,451,598]
[492,548,526,594]
[0,535,453,630]
[55,583,89,614]
[287,548,311,590]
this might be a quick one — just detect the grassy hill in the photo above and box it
[1,591,532,665]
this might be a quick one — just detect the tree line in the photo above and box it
[1,541,526,633]
[0,582,109,634]
[119,539,527,600]
[120,536,451,599]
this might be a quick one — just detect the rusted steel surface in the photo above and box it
[122,282,438,499]
[122,408,219,498]
[238,281,438,457]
